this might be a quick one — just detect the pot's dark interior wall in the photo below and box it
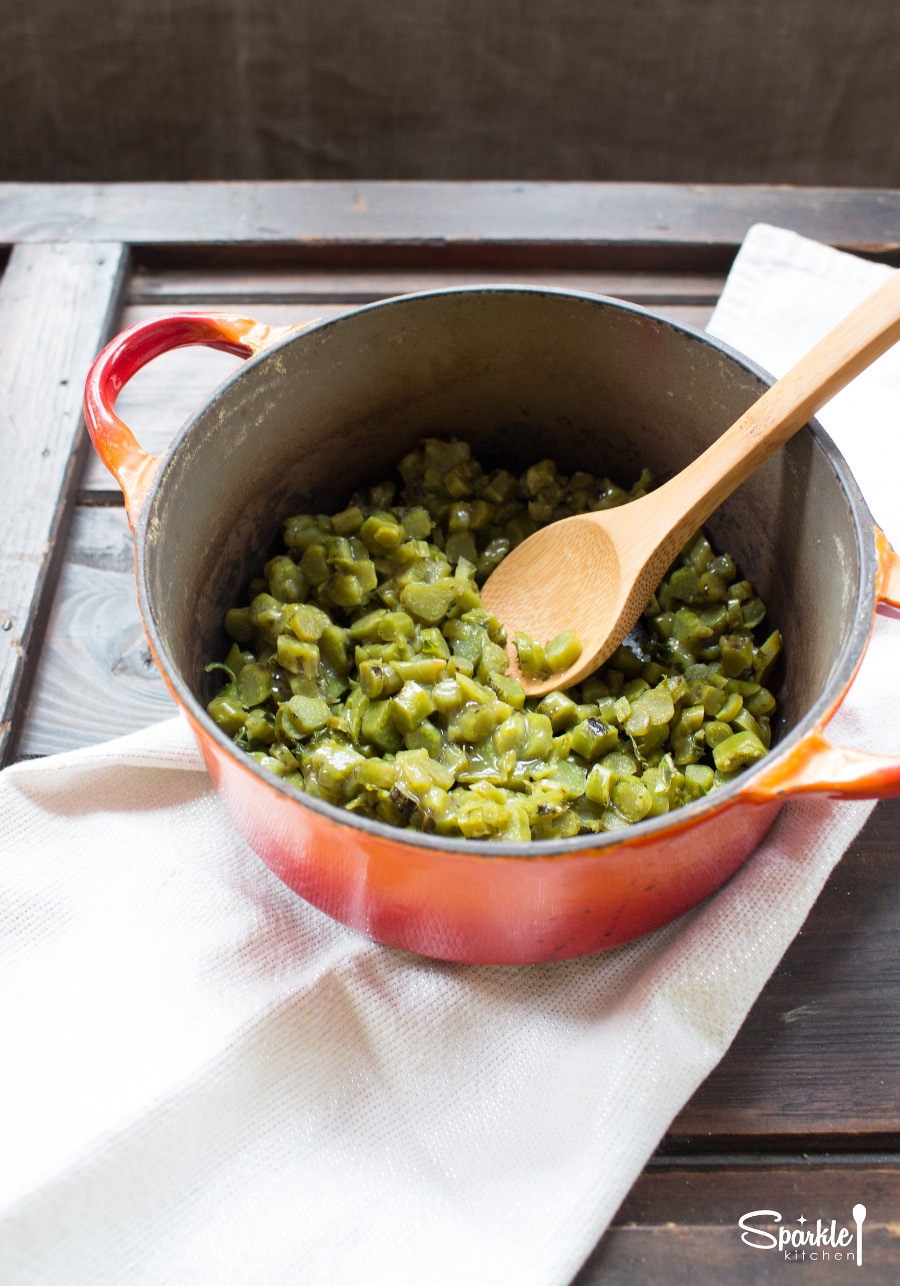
[4,0,900,184]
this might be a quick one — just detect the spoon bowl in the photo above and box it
[481,268,900,695]
[479,502,646,691]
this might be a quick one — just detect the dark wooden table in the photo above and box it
[1,182,898,1281]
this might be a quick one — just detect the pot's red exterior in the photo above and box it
[84,305,900,964]
[187,705,779,963]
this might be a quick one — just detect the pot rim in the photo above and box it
[133,285,879,860]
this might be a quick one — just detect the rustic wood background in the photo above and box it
[2,182,899,1280]
[4,1,900,186]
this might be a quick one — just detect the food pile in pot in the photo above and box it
[206,439,782,842]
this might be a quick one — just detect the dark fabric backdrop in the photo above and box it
[3,0,899,184]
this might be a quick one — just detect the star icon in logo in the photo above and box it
[797,1214,807,1225]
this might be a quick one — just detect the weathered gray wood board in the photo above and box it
[0,241,127,763]
[4,181,898,1284]
[129,266,728,307]
[16,508,175,757]
[579,1156,900,1283]
[2,183,900,259]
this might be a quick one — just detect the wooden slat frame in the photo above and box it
[578,1157,900,1282]
[0,241,128,764]
[1,182,898,1282]
[2,183,900,260]
[127,265,729,307]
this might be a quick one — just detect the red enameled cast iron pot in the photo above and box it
[84,288,900,964]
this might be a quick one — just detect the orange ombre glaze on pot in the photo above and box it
[83,297,900,964]
[189,707,779,963]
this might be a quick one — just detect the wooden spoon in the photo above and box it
[481,268,900,697]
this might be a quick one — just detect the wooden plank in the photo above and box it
[79,298,714,494]
[615,1157,900,1225]
[671,793,900,1143]
[0,241,128,765]
[2,183,900,262]
[576,1223,898,1283]
[128,265,728,307]
[577,1226,899,1283]
[576,1160,900,1283]
[16,508,175,757]
[651,305,713,328]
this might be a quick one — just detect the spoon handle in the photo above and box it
[638,267,900,557]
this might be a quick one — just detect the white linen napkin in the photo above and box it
[1,226,898,1286]
[707,222,900,550]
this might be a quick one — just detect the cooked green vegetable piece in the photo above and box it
[585,762,617,806]
[390,682,435,734]
[286,695,330,734]
[361,699,404,753]
[206,438,782,841]
[224,607,255,643]
[291,603,332,641]
[684,763,715,797]
[276,635,319,677]
[544,629,583,674]
[570,717,618,760]
[538,690,580,731]
[208,692,246,736]
[266,555,308,603]
[237,663,272,707]
[514,631,549,679]
[753,631,782,684]
[400,581,457,624]
[488,672,526,709]
[712,729,767,773]
[612,776,653,822]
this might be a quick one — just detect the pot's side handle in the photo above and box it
[83,312,296,525]
[747,527,900,802]
[875,525,900,616]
